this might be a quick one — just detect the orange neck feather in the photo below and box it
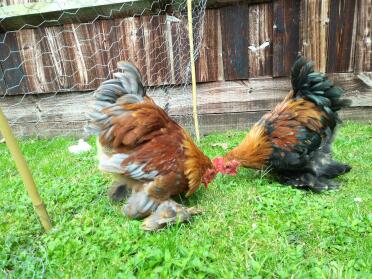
[183,134,213,197]
[224,124,273,169]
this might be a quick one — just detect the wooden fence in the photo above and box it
[0,0,371,137]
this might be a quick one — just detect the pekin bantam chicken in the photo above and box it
[86,62,218,230]
[213,57,351,192]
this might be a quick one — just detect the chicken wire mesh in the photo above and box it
[0,0,207,138]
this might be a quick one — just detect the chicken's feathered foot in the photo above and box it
[276,158,351,192]
[318,161,351,179]
[142,200,202,231]
[123,191,159,219]
[123,191,201,231]
[277,173,341,193]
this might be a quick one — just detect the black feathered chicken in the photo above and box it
[214,57,352,192]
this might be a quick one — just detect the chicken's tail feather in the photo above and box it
[85,62,145,135]
[290,57,351,126]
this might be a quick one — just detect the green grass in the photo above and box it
[0,122,371,278]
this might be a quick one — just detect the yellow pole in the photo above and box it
[187,0,200,142]
[0,109,52,232]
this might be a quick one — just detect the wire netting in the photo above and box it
[0,0,207,138]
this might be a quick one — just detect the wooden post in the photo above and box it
[187,0,201,141]
[0,109,52,232]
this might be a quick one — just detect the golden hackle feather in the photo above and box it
[183,134,213,197]
[224,124,273,169]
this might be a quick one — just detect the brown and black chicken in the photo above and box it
[214,57,351,192]
[87,62,219,230]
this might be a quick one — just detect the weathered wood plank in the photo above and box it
[0,2,367,97]
[117,15,173,87]
[165,79,291,115]
[0,60,6,94]
[114,17,148,83]
[220,3,250,80]
[327,0,358,73]
[195,9,220,82]
[170,16,190,85]
[3,104,370,138]
[15,28,63,94]
[3,107,369,138]
[2,74,370,137]
[207,0,272,9]
[61,23,93,91]
[15,28,39,94]
[327,72,372,100]
[300,0,330,73]
[184,107,372,135]
[91,19,120,82]
[143,15,171,86]
[355,0,372,72]
[0,32,28,95]
[41,25,76,91]
[69,23,102,89]
[3,75,369,112]
[177,111,268,135]
[2,12,201,95]
[0,0,158,32]
[248,2,273,77]
[338,107,372,123]
[273,0,300,77]
[11,15,177,94]
[164,16,176,85]
[216,9,224,81]
[35,27,61,93]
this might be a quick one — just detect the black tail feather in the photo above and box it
[290,57,351,128]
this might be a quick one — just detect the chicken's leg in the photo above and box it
[108,181,130,202]
[142,200,202,231]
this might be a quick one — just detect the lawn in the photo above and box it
[0,122,371,278]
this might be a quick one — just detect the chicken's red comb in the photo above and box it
[213,157,224,170]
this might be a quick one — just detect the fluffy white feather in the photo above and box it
[68,139,92,154]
